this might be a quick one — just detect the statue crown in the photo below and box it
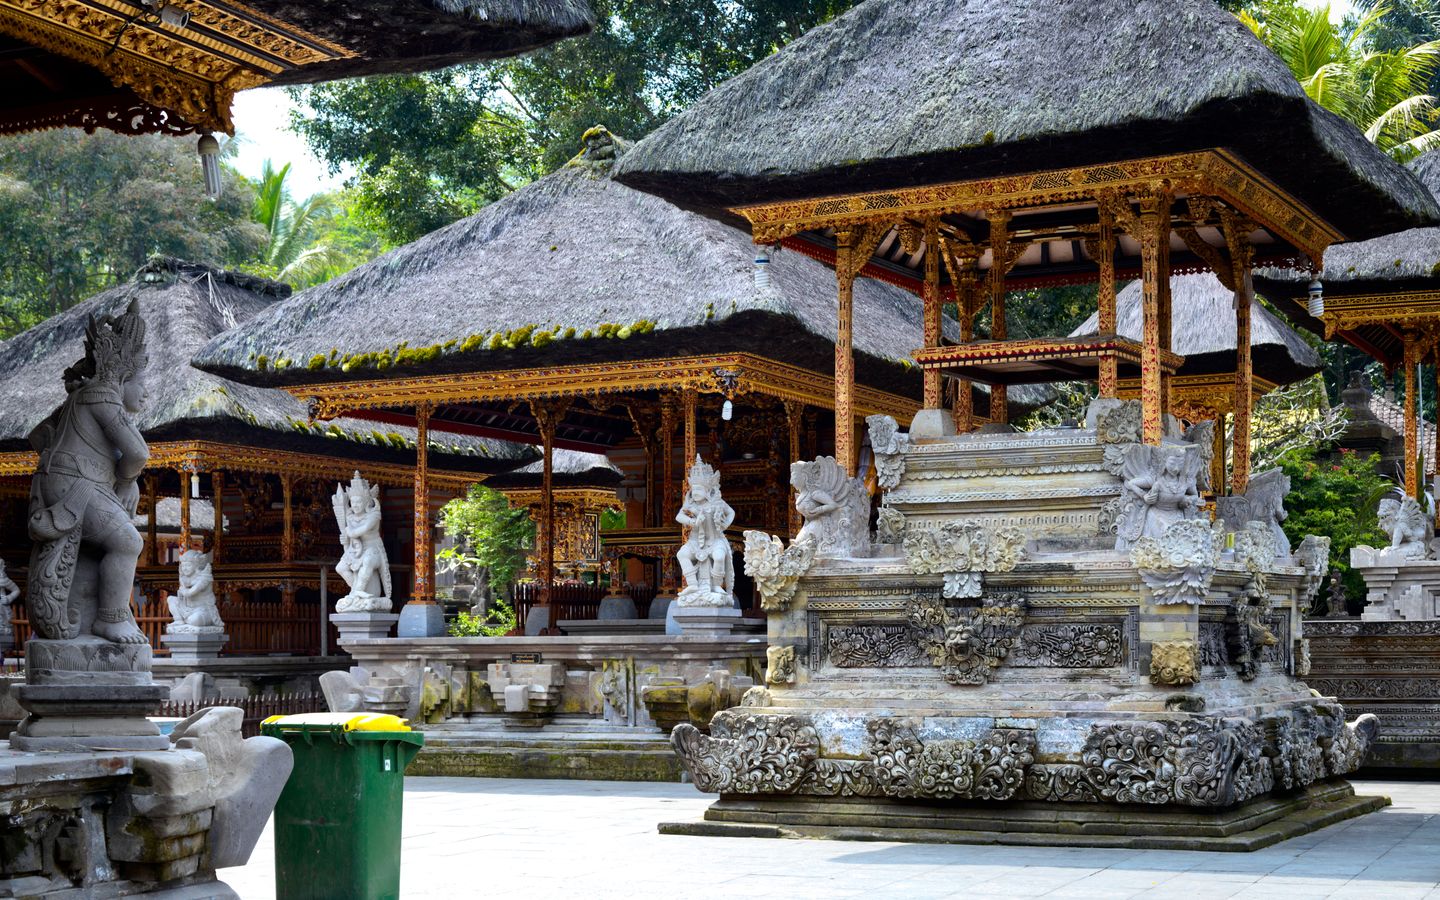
[84,297,147,385]
[688,455,720,493]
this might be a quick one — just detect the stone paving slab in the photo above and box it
[221,779,1440,899]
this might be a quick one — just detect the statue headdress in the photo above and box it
[349,470,379,504]
[68,297,147,388]
[687,455,720,494]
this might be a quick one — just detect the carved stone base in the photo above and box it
[330,612,399,643]
[161,632,229,663]
[672,606,742,636]
[661,780,1387,851]
[11,683,169,751]
[26,637,152,686]
[397,602,446,637]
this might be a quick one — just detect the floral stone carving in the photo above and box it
[167,549,224,634]
[875,507,906,545]
[676,456,737,607]
[671,711,819,794]
[742,530,815,612]
[792,456,870,558]
[909,592,1027,685]
[904,521,1025,599]
[1130,519,1219,605]
[766,645,797,685]
[866,719,1034,800]
[866,414,910,490]
[1150,639,1199,686]
[333,471,392,613]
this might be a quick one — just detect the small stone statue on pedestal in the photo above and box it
[1378,495,1432,560]
[332,471,393,613]
[0,559,18,652]
[675,456,735,608]
[162,549,228,662]
[16,297,169,750]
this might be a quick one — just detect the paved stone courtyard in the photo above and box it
[222,778,1440,899]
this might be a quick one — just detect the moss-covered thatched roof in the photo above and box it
[1070,274,1321,386]
[485,450,623,490]
[0,258,532,476]
[192,156,1010,405]
[612,0,1436,241]
[257,0,594,83]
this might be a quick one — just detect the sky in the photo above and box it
[226,0,1359,200]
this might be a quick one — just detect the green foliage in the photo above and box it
[600,507,627,531]
[1276,445,1393,600]
[243,163,386,288]
[438,484,536,610]
[289,0,861,242]
[447,605,517,637]
[0,130,265,338]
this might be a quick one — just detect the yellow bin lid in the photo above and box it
[261,712,413,732]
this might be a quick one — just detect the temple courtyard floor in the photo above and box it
[221,777,1440,899]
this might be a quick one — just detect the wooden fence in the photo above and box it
[157,691,327,738]
[10,596,323,657]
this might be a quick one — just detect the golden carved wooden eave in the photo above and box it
[730,150,1342,270]
[499,487,621,511]
[293,353,919,427]
[1312,290,1440,342]
[0,0,355,133]
[0,440,485,491]
[1114,373,1282,419]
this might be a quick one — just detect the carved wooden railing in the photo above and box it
[158,691,326,738]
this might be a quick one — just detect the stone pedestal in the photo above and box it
[909,407,957,439]
[397,601,446,637]
[12,638,169,752]
[330,612,399,643]
[672,605,742,636]
[161,630,229,663]
[649,594,675,619]
[524,604,552,636]
[1350,550,1440,621]
[598,595,639,620]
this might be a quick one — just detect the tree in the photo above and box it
[437,484,535,618]
[291,0,861,243]
[1239,1,1440,159]
[1276,445,1392,604]
[0,130,265,338]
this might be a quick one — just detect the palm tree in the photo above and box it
[250,160,345,285]
[1240,2,1440,160]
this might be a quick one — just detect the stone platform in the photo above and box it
[660,780,1388,852]
[410,718,684,781]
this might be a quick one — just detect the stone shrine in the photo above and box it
[666,405,1381,849]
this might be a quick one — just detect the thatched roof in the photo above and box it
[485,450,624,490]
[0,258,531,476]
[612,0,1436,241]
[193,153,999,405]
[1070,274,1321,386]
[257,0,594,83]
[135,498,224,533]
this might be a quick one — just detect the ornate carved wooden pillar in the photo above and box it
[988,210,1012,425]
[1212,418,1226,499]
[1158,229,1174,417]
[281,474,295,563]
[1137,194,1170,446]
[1404,336,1422,499]
[659,392,679,520]
[413,402,435,603]
[1095,209,1119,398]
[144,475,158,565]
[532,399,571,622]
[833,228,861,475]
[1225,218,1256,495]
[921,219,943,409]
[211,469,224,562]
[178,471,192,552]
[942,243,980,432]
[784,400,804,538]
[682,388,698,470]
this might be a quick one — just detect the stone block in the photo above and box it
[909,408,957,439]
[672,605,741,636]
[397,601,446,637]
[598,595,639,620]
[330,612,400,643]
[160,632,229,663]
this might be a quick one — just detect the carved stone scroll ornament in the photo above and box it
[875,507,906,545]
[742,530,816,612]
[866,719,1034,800]
[1150,639,1200,686]
[791,456,871,558]
[670,712,820,794]
[1232,521,1279,603]
[1093,399,1144,445]
[866,414,910,490]
[904,521,1025,599]
[909,592,1027,685]
[766,645,797,685]
[1130,519,1219,605]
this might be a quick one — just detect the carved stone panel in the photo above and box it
[1009,625,1124,668]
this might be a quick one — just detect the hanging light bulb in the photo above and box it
[722,399,734,421]
[190,473,200,498]
[1306,279,1325,318]
[753,252,771,291]
[197,133,221,200]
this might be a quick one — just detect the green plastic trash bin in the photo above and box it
[261,712,425,900]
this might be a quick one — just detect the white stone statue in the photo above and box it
[0,559,18,644]
[1114,445,1203,551]
[676,456,736,607]
[792,456,871,558]
[332,471,392,613]
[1378,495,1432,560]
[167,549,224,634]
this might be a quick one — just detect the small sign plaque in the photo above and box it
[511,652,543,664]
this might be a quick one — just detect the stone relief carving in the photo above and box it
[1294,637,1311,677]
[826,619,1119,671]
[1010,624,1123,668]
[1129,519,1219,605]
[742,530,815,612]
[1374,495,1432,560]
[676,456,737,608]
[827,623,930,668]
[599,659,629,721]
[903,521,1025,599]
[0,558,19,645]
[1217,468,1292,556]
[867,719,1033,800]
[167,549,224,634]
[1184,420,1217,493]
[766,645,797,685]
[791,456,871,558]
[1230,603,1279,681]
[332,471,392,613]
[1096,497,1123,539]
[1199,623,1228,667]
[875,507,906,545]
[1150,639,1199,686]
[671,711,819,794]
[1094,399,1143,445]
[1114,444,1203,551]
[1232,521,1279,603]
[866,414,910,490]
[910,592,1027,685]
[1294,535,1332,613]
[26,297,150,644]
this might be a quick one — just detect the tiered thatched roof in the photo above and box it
[613,0,1436,240]
[194,149,1042,408]
[0,258,531,477]
[1070,274,1321,386]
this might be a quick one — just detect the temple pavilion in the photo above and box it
[0,257,528,662]
[192,130,1038,630]
[613,0,1437,498]
[0,0,591,138]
